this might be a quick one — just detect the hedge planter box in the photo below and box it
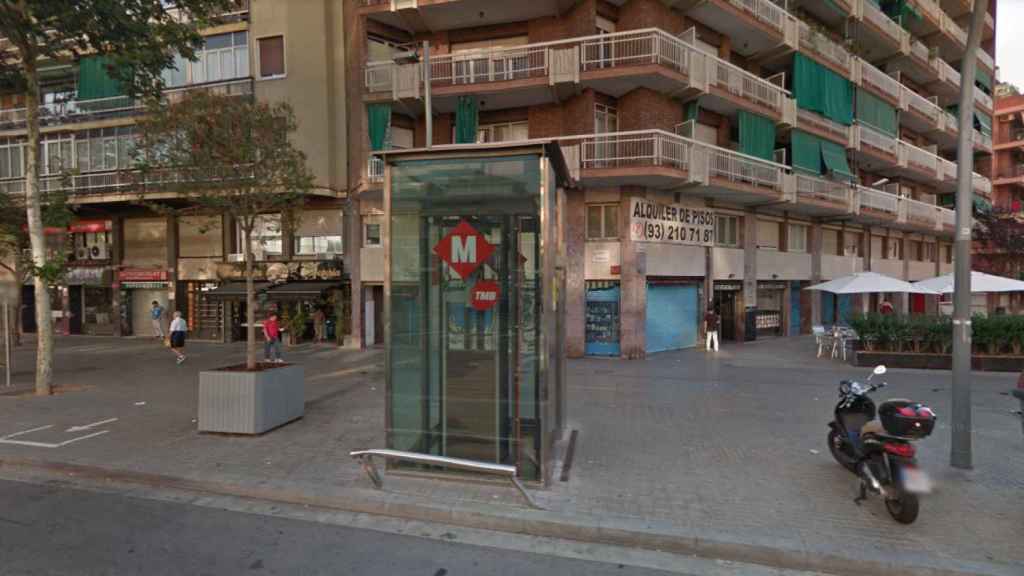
[198,363,305,434]
[854,351,1024,373]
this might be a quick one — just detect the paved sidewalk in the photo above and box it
[0,335,1020,575]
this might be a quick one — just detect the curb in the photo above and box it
[0,457,1014,576]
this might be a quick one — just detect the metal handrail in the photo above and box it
[798,20,851,71]
[858,123,898,156]
[349,449,540,509]
[724,0,786,34]
[798,108,850,141]
[863,0,906,44]
[858,185,900,215]
[859,58,901,103]
[904,88,940,123]
[796,173,850,204]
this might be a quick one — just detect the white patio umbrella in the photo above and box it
[913,271,1024,294]
[806,271,938,294]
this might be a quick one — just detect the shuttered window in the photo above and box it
[258,35,285,78]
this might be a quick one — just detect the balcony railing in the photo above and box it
[0,78,253,130]
[941,157,956,181]
[0,171,133,196]
[973,130,992,151]
[975,88,993,110]
[914,0,942,24]
[578,130,692,171]
[858,185,900,215]
[706,145,785,191]
[432,43,549,85]
[705,56,786,114]
[909,39,935,72]
[903,88,940,124]
[906,197,941,228]
[858,122,898,156]
[796,173,850,205]
[580,29,691,76]
[902,141,939,175]
[943,111,958,134]
[859,58,902,103]
[798,21,851,71]
[975,173,992,195]
[368,156,384,183]
[941,208,955,228]
[863,0,907,45]
[936,58,960,87]
[978,48,994,71]
[798,108,850,141]
[941,13,967,47]
[724,0,788,35]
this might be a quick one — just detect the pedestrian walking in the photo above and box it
[313,306,326,343]
[168,311,187,364]
[151,301,165,339]
[704,304,720,352]
[263,312,283,363]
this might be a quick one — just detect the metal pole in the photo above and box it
[950,0,989,470]
[423,40,432,149]
[4,302,10,388]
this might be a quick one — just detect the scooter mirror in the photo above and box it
[873,365,887,376]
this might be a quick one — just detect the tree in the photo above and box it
[973,208,1024,279]
[132,91,315,370]
[0,0,232,395]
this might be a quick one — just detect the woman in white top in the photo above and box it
[169,311,188,364]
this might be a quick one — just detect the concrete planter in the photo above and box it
[198,363,305,434]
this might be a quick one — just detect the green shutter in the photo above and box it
[738,110,777,161]
[856,88,898,137]
[821,139,854,180]
[77,56,124,100]
[684,100,700,121]
[792,130,823,175]
[367,103,391,151]
[973,196,992,214]
[976,67,993,93]
[455,96,479,144]
[794,53,854,126]
[974,111,992,136]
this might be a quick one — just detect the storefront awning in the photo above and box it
[204,281,273,300]
[263,281,342,301]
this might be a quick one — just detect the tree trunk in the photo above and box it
[244,233,256,370]
[23,59,52,396]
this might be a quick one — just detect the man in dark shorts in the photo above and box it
[168,310,188,364]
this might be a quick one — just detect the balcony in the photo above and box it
[794,172,854,215]
[854,57,902,106]
[368,155,384,184]
[857,185,901,222]
[358,0,576,34]
[901,87,942,134]
[796,108,850,145]
[852,122,899,166]
[858,0,909,58]
[0,78,253,133]
[901,141,942,181]
[364,29,790,119]
[796,20,852,75]
[889,38,938,86]
[683,0,795,59]
[904,197,945,232]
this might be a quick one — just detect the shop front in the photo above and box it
[712,281,742,342]
[64,266,115,335]
[755,281,787,338]
[585,281,620,357]
[645,280,700,354]
[119,268,170,337]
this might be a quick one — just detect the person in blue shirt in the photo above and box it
[151,301,165,339]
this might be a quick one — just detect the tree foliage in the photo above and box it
[132,90,315,369]
[973,208,1024,279]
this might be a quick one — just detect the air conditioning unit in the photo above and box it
[90,243,108,260]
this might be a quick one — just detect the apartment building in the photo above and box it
[349,0,995,358]
[0,1,353,342]
[992,92,1024,212]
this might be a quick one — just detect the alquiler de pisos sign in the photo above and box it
[629,198,715,247]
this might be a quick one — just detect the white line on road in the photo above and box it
[66,418,118,433]
[1,425,54,440]
[0,430,109,449]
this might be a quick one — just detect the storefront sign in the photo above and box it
[69,220,112,233]
[65,266,111,286]
[469,280,501,311]
[118,268,168,282]
[758,281,788,291]
[714,281,743,292]
[433,219,495,280]
[629,198,714,247]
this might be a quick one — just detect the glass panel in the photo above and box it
[221,50,235,80]
[0,148,10,179]
[208,51,222,82]
[192,57,206,83]
[388,155,543,479]
[104,138,117,170]
[236,46,249,78]
[90,138,104,171]
[603,205,618,239]
[204,33,232,51]
[365,223,381,245]
[586,205,602,239]
[75,140,90,173]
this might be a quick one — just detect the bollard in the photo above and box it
[1014,373,1024,438]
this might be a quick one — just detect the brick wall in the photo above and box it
[529,90,596,138]
[617,0,686,35]
[617,87,682,132]
[529,0,596,42]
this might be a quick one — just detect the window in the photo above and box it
[924,242,936,262]
[0,138,24,179]
[468,121,528,144]
[787,223,808,252]
[239,214,282,258]
[293,209,343,256]
[161,52,188,88]
[39,134,73,175]
[594,103,618,133]
[258,36,285,79]
[389,126,413,149]
[586,204,618,240]
[822,229,839,255]
[364,223,381,246]
[757,219,780,250]
[715,215,739,247]
[885,237,902,260]
[75,127,137,173]
[843,232,862,257]
[193,31,249,84]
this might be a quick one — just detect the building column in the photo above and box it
[565,188,586,358]
[346,202,363,349]
[111,216,123,337]
[619,187,646,358]
[165,215,178,319]
[704,243,714,343]
[810,222,823,327]
[900,235,911,314]
[741,210,758,341]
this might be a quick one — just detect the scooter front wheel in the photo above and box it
[827,428,857,472]
[885,492,920,524]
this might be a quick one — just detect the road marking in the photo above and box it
[0,430,109,449]
[1,425,54,439]
[66,418,118,433]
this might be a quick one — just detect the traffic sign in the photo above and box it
[470,280,501,311]
[433,219,495,280]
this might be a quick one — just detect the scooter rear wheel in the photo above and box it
[885,492,920,524]
[827,429,858,472]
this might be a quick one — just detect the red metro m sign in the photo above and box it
[433,219,495,280]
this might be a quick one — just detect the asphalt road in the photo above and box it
[0,479,673,576]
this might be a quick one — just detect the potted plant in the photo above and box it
[284,306,308,346]
[134,91,315,435]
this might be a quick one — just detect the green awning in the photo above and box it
[367,103,391,151]
[77,55,124,101]
[974,196,992,214]
[684,100,700,122]
[455,96,479,144]
[856,88,898,137]
[792,129,823,175]
[976,67,993,92]
[794,53,854,126]
[975,111,992,136]
[738,110,777,161]
[821,139,854,180]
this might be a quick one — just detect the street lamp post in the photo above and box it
[950,0,990,470]
[423,40,432,149]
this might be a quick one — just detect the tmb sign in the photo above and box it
[433,219,495,280]
[470,280,500,311]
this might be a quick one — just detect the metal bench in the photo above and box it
[349,449,541,509]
